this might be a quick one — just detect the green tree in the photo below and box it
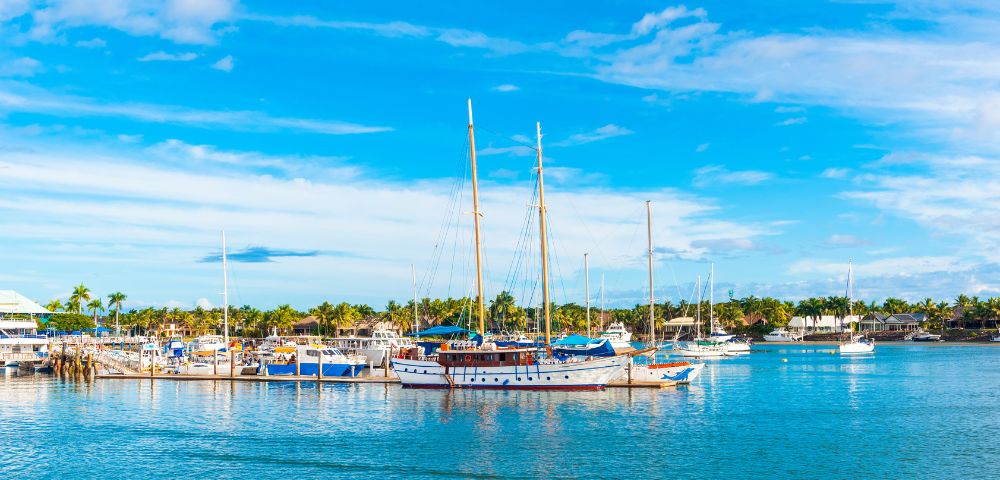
[332,302,360,336]
[44,299,64,312]
[310,301,335,336]
[48,313,95,331]
[267,304,299,334]
[86,298,104,328]
[70,283,91,314]
[107,291,127,335]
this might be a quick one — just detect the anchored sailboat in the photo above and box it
[840,260,874,354]
[390,100,627,390]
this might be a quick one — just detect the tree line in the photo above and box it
[38,284,1000,337]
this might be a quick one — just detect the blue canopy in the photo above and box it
[553,334,598,346]
[406,325,473,337]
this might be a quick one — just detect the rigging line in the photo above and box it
[605,202,646,302]
[419,133,469,300]
[503,173,539,298]
[476,125,540,152]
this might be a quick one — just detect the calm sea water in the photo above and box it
[2,344,998,479]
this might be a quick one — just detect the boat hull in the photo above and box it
[839,343,875,354]
[390,356,626,390]
[625,363,705,384]
[266,362,363,377]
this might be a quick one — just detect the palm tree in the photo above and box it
[309,301,335,336]
[385,300,409,333]
[70,283,91,314]
[107,291,127,336]
[87,298,104,329]
[332,302,360,336]
[44,299,64,312]
[953,294,971,329]
[267,304,299,334]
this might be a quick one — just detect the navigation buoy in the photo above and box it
[781,358,788,363]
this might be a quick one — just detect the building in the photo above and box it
[860,312,923,331]
[787,315,857,333]
[0,290,51,320]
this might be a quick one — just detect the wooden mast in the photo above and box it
[585,252,590,336]
[646,201,654,343]
[536,122,552,346]
[468,99,486,337]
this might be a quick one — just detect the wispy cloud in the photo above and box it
[776,117,807,126]
[695,142,710,153]
[493,84,519,92]
[0,82,391,135]
[821,167,851,179]
[0,57,41,77]
[692,165,773,187]
[138,51,199,62]
[823,234,870,247]
[200,246,320,263]
[553,124,633,147]
[74,38,106,48]
[211,55,234,72]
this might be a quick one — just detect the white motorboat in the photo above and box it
[598,322,633,352]
[169,352,259,376]
[724,337,752,354]
[0,320,49,369]
[709,327,734,343]
[675,340,730,358]
[265,345,367,377]
[911,331,942,342]
[391,346,626,389]
[187,334,226,353]
[763,328,804,342]
[839,335,875,354]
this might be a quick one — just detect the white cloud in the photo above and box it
[0,57,41,77]
[823,234,870,247]
[0,82,391,135]
[195,297,214,309]
[554,124,633,147]
[788,256,967,278]
[692,165,773,187]
[695,142,710,153]
[138,51,198,62]
[776,116,807,126]
[74,37,106,48]
[211,54,233,72]
[493,84,519,92]
[0,135,773,307]
[26,0,237,44]
[821,167,850,179]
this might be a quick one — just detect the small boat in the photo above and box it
[709,327,734,343]
[839,335,875,354]
[169,352,259,376]
[329,328,414,366]
[675,340,730,358]
[724,337,753,354]
[763,328,804,342]
[265,345,366,377]
[992,328,1000,342]
[911,331,942,342]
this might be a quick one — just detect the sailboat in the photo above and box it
[839,261,875,355]
[390,100,627,390]
[626,201,706,383]
[676,274,729,358]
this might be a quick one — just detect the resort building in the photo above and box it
[859,313,923,331]
[0,290,51,320]
[787,315,857,333]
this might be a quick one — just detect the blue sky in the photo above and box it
[2,0,999,311]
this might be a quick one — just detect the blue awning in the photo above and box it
[406,325,473,337]
[553,334,598,346]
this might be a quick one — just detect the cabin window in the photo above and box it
[306,350,318,357]
[499,353,506,362]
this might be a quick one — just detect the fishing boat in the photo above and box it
[763,328,804,342]
[266,345,366,377]
[391,100,627,390]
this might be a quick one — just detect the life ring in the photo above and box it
[464,354,472,363]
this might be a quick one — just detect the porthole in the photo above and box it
[482,378,486,382]
[517,377,522,381]
[494,378,499,382]
[528,377,533,380]
[471,378,476,382]
[564,375,569,379]
[546,376,551,380]
[423,370,427,374]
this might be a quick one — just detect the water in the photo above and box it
[2,344,998,479]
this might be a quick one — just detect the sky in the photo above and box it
[2,0,1000,311]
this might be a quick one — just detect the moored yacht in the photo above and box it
[329,328,413,366]
[187,334,225,353]
[839,335,875,354]
[599,322,633,352]
[265,345,366,377]
[0,319,49,371]
[763,328,804,342]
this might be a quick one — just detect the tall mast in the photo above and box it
[537,122,552,346]
[600,273,605,331]
[412,264,417,333]
[847,259,853,334]
[646,200,654,343]
[468,99,486,337]
[585,252,590,336]
[222,230,228,345]
[696,275,702,339]
[710,263,714,332]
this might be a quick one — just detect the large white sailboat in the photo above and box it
[676,273,729,358]
[391,100,627,390]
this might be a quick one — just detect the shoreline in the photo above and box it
[758,340,1000,346]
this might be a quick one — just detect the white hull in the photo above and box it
[391,355,627,390]
[168,363,259,376]
[675,343,729,358]
[725,342,751,354]
[839,341,875,354]
[625,363,704,384]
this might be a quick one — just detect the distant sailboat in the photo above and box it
[840,261,874,355]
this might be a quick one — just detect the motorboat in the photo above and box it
[391,345,627,390]
[598,322,633,352]
[763,328,804,342]
[675,340,729,358]
[187,334,225,353]
[709,327,734,343]
[328,329,414,366]
[0,320,49,371]
[911,331,942,342]
[724,336,753,354]
[169,351,259,376]
[839,335,875,354]
[265,345,366,377]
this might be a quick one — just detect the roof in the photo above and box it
[294,315,319,328]
[553,334,598,346]
[0,291,51,315]
[665,316,697,326]
[863,313,924,325]
[788,315,859,328]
